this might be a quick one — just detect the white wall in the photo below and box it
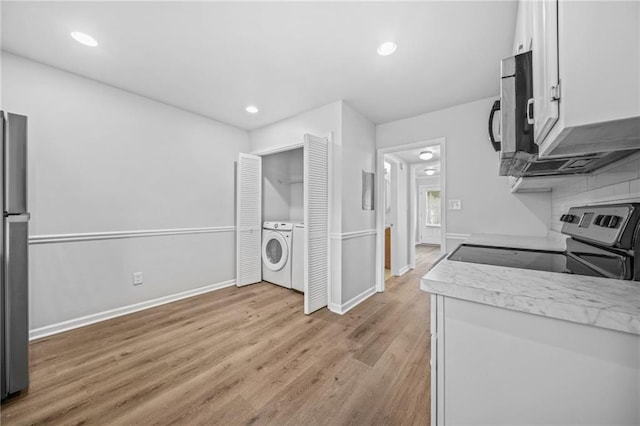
[550,153,640,232]
[289,148,303,222]
[262,152,291,222]
[262,148,304,223]
[1,52,250,330]
[339,102,376,303]
[377,97,551,250]
[416,176,441,188]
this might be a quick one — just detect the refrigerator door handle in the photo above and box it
[5,214,30,223]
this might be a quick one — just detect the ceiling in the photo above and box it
[390,145,441,176]
[392,145,441,165]
[1,1,517,130]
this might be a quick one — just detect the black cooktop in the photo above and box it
[448,244,606,278]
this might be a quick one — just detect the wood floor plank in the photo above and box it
[1,246,439,425]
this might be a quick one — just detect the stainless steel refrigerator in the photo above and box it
[1,111,29,400]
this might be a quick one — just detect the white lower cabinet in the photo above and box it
[430,295,640,425]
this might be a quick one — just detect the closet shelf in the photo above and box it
[278,177,304,184]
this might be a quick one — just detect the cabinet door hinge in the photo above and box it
[551,83,561,101]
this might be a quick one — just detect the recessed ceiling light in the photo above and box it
[377,41,397,56]
[419,151,434,161]
[245,105,259,114]
[71,31,98,47]
[425,169,436,176]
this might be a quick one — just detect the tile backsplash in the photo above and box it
[551,152,640,232]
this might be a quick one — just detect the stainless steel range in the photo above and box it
[449,203,640,281]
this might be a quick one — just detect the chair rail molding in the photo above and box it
[330,229,377,241]
[29,226,236,244]
[445,232,471,241]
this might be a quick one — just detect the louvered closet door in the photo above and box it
[303,134,330,314]
[236,153,262,287]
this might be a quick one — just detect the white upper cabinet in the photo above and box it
[512,0,533,54]
[521,0,640,157]
[531,0,560,146]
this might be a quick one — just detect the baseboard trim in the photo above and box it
[398,265,411,276]
[29,279,236,341]
[29,226,236,245]
[329,286,377,315]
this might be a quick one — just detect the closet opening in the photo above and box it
[261,147,304,293]
[236,134,331,314]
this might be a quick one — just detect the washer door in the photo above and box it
[262,231,289,271]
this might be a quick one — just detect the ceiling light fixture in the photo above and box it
[245,105,259,114]
[425,169,436,176]
[71,31,98,47]
[377,41,397,56]
[419,151,434,161]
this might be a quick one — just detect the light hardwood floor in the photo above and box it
[1,246,441,425]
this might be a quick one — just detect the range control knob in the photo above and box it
[594,215,620,228]
[560,214,576,223]
[607,215,620,228]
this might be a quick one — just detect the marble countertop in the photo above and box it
[421,234,640,336]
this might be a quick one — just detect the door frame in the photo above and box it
[375,137,447,292]
[251,142,304,157]
[250,135,333,313]
[383,154,405,277]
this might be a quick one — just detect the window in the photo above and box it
[426,190,441,226]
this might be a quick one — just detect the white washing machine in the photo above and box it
[262,222,294,288]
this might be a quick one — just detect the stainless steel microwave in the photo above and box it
[488,51,635,178]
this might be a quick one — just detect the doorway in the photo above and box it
[376,138,446,292]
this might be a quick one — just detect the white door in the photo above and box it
[303,134,330,314]
[419,187,441,245]
[236,153,262,287]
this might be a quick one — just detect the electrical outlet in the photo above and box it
[133,272,143,286]
[448,199,462,210]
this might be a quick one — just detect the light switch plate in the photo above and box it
[448,199,462,210]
